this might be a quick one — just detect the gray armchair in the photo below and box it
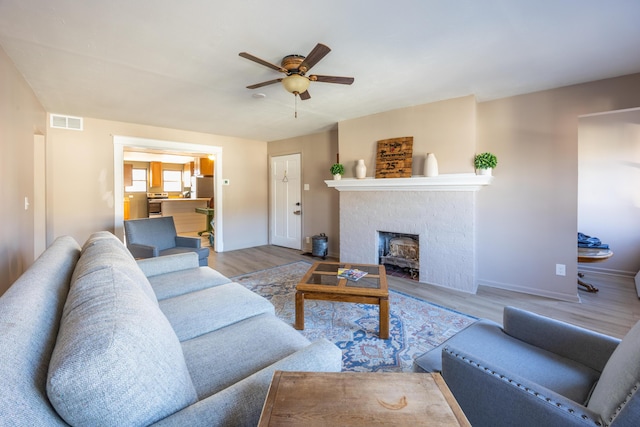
[414,306,640,427]
[124,216,209,266]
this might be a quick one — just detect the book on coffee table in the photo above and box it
[337,268,368,281]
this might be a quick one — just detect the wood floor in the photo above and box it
[206,244,640,340]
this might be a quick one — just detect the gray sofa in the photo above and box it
[414,306,640,427]
[0,232,341,426]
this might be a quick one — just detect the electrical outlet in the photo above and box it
[555,264,566,276]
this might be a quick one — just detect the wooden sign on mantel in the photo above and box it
[375,136,413,178]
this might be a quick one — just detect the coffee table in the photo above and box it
[258,371,471,426]
[295,261,389,339]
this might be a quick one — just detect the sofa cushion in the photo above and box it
[159,282,275,341]
[587,319,640,424]
[0,236,80,426]
[47,265,197,426]
[73,231,158,304]
[147,266,232,300]
[180,313,312,399]
[430,321,600,404]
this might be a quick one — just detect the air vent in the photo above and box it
[50,114,83,131]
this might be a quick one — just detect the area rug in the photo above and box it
[233,261,478,372]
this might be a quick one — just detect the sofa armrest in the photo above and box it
[175,236,201,248]
[442,346,604,427]
[503,306,620,372]
[127,243,158,259]
[136,253,200,277]
[152,339,342,427]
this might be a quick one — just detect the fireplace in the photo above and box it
[340,190,476,292]
[378,232,419,280]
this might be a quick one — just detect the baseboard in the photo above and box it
[578,265,635,278]
[478,280,581,303]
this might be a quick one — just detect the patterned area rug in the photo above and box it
[233,261,477,372]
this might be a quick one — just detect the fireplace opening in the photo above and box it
[378,231,419,281]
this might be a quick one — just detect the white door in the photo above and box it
[271,154,301,249]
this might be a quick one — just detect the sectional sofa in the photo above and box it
[0,231,342,426]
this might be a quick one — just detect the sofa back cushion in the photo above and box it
[47,265,197,426]
[0,236,80,425]
[124,217,178,251]
[73,231,158,304]
[587,319,640,424]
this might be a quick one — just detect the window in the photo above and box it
[163,170,183,192]
[125,168,147,192]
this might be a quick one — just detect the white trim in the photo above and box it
[325,173,492,192]
[113,136,224,252]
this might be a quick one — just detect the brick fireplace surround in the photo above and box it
[326,174,492,293]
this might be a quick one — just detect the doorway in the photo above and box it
[270,153,301,250]
[578,107,640,279]
[113,136,224,252]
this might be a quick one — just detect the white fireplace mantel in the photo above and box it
[325,173,493,192]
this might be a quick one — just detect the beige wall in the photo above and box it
[338,95,477,177]
[477,74,640,300]
[268,130,340,257]
[334,77,640,301]
[4,29,640,302]
[46,117,269,253]
[0,46,47,294]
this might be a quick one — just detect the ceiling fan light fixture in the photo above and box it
[281,74,310,95]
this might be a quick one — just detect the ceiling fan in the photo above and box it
[239,43,354,101]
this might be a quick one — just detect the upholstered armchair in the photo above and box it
[124,216,209,266]
[414,306,640,427]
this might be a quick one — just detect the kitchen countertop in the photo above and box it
[163,198,210,201]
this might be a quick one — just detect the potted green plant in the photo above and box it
[474,152,497,176]
[330,163,345,180]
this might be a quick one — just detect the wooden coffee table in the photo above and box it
[258,371,471,426]
[295,262,389,339]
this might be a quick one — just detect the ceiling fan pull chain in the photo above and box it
[294,94,298,118]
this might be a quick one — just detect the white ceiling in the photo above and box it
[1,0,639,142]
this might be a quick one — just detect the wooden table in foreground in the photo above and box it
[258,371,471,426]
[295,261,389,339]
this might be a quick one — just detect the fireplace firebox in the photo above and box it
[378,231,419,280]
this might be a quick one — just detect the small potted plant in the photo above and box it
[330,163,345,180]
[474,152,497,176]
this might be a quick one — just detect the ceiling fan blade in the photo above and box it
[239,52,286,73]
[299,43,331,73]
[311,75,355,85]
[299,90,311,100]
[246,78,282,89]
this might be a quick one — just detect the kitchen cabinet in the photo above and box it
[200,157,214,176]
[150,161,162,188]
[123,163,133,187]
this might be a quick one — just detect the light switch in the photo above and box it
[24,196,29,210]
[304,184,309,191]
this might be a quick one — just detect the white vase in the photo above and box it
[425,153,439,177]
[333,174,342,180]
[355,159,366,179]
[476,168,492,176]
